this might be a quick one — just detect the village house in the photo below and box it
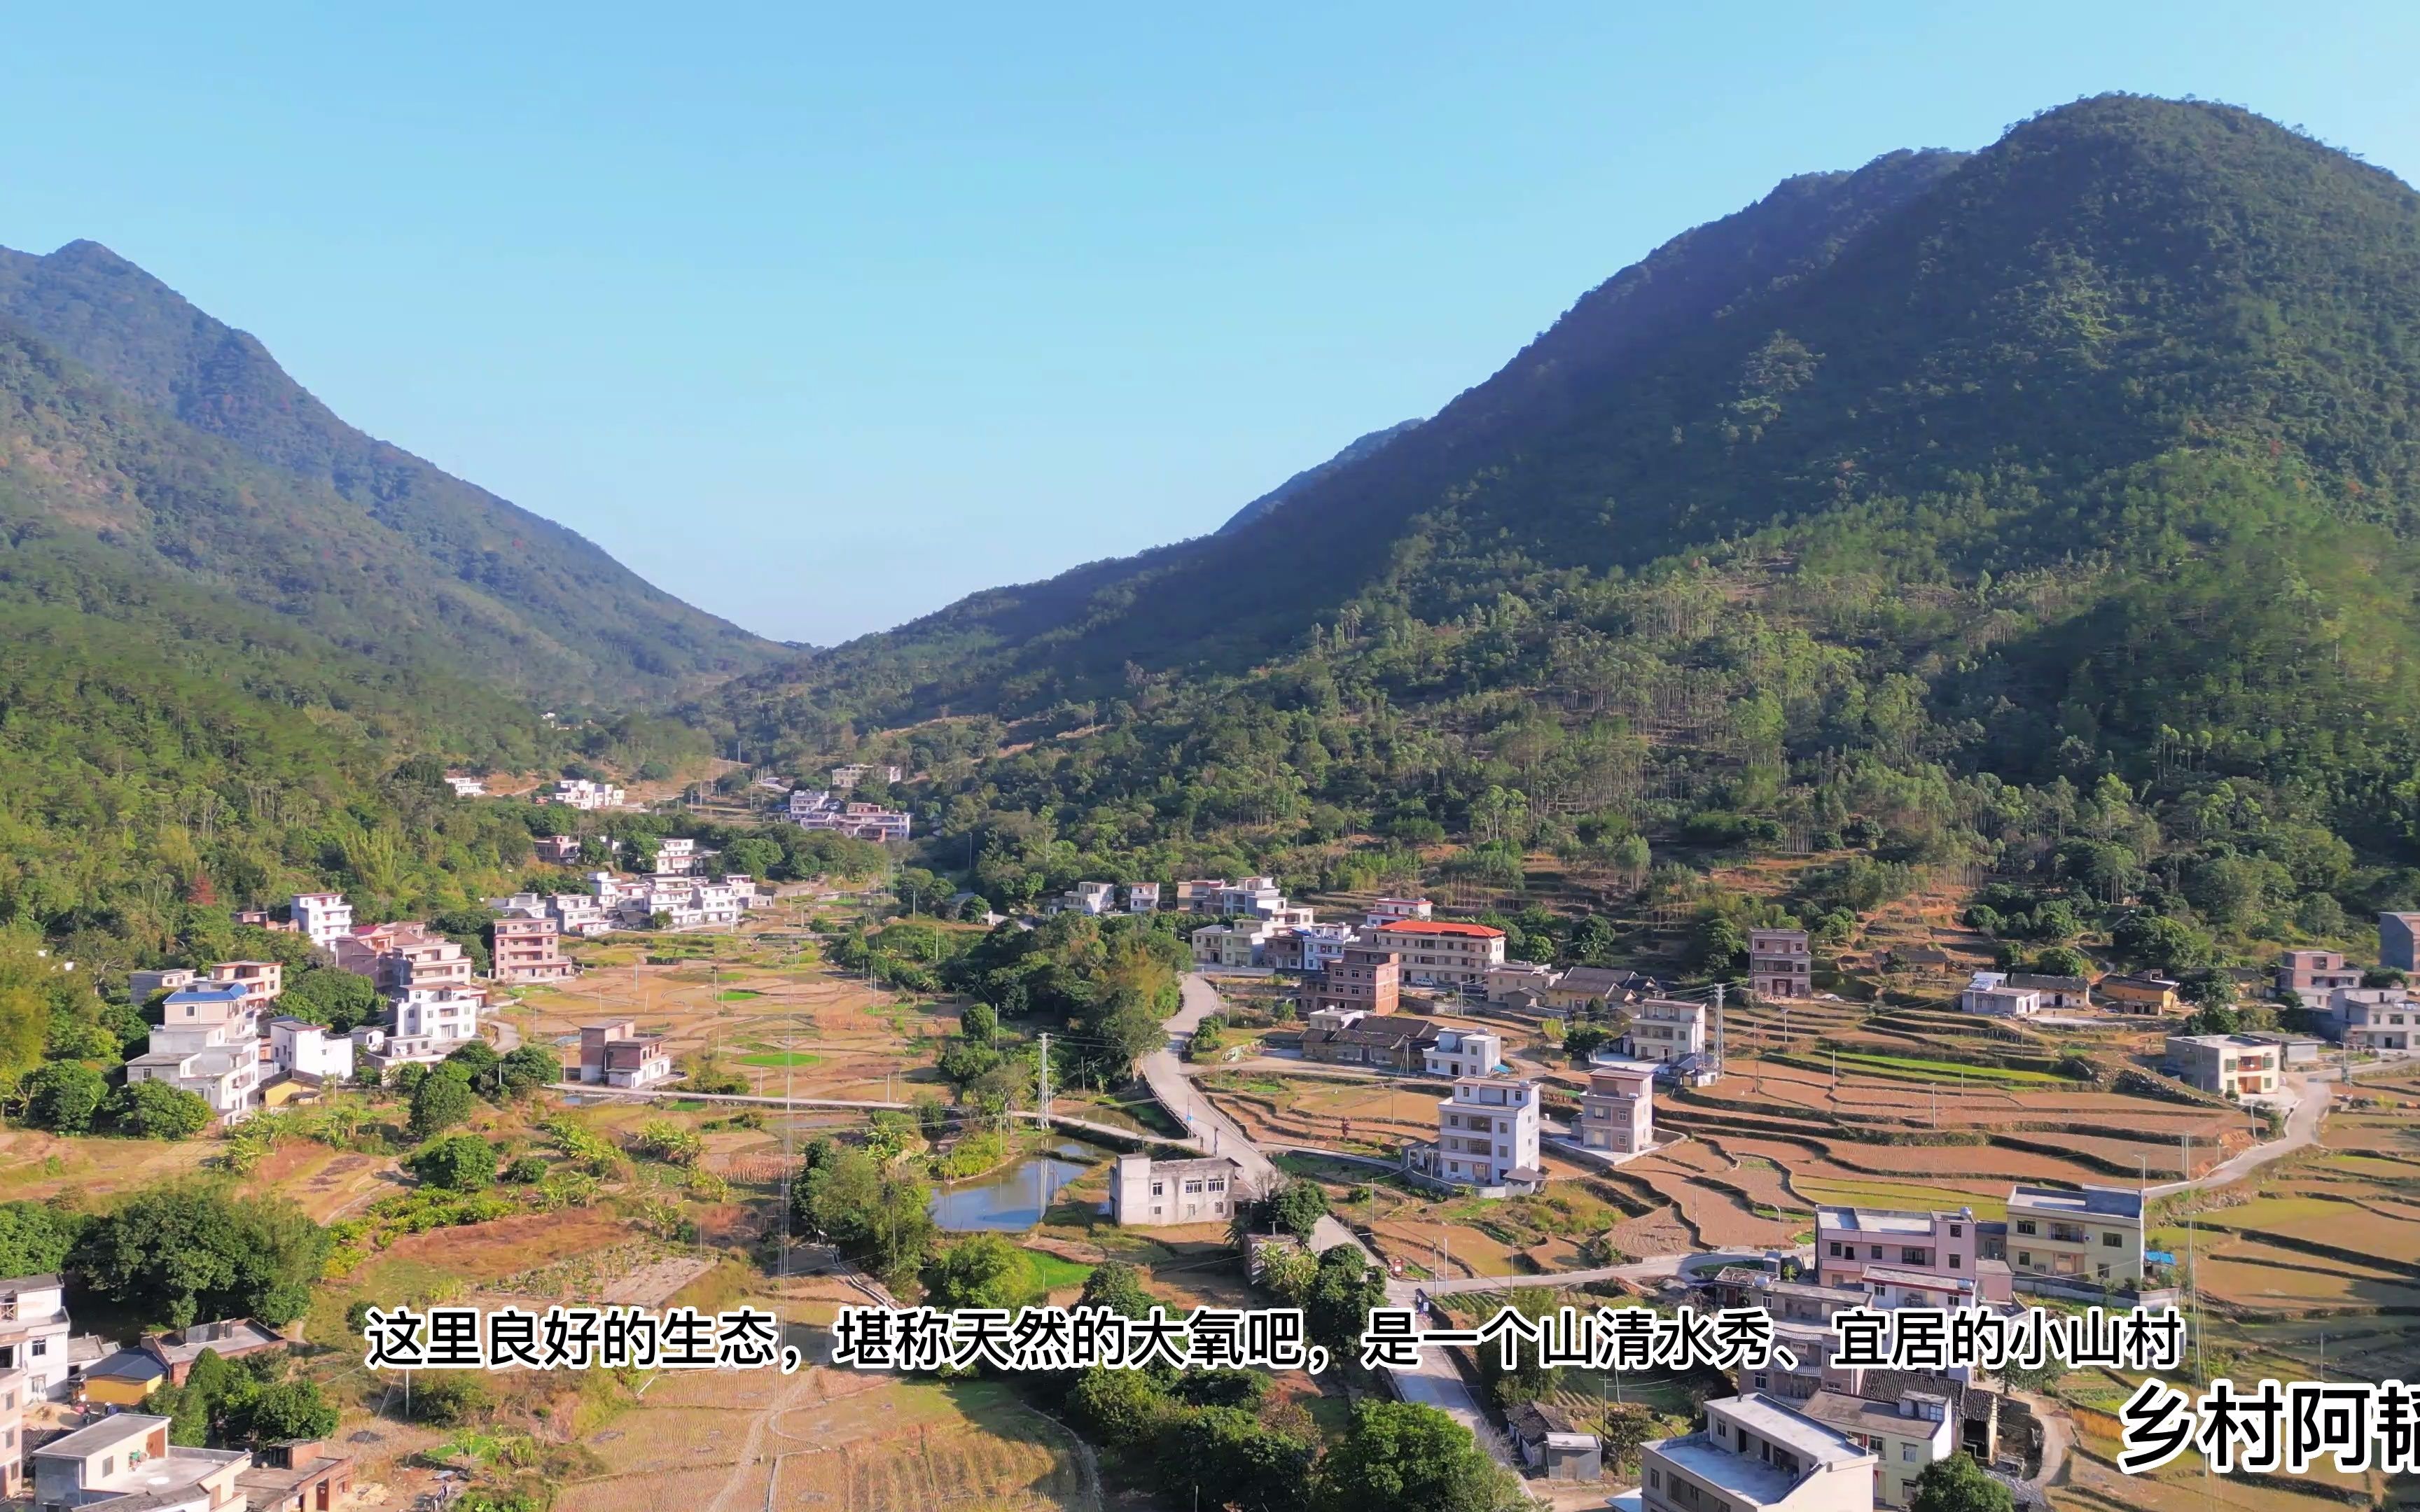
[443,774,487,797]
[1799,1390,1954,1508]
[126,967,197,1003]
[546,777,626,810]
[1577,1060,1657,1155]
[1309,946,1400,1015]
[1815,1205,1991,1294]
[31,1413,251,1512]
[206,959,284,1011]
[828,762,900,790]
[1301,1011,1438,1072]
[2275,948,2363,997]
[1363,897,1433,925]
[1108,1153,1246,1226]
[126,1015,263,1122]
[2004,972,2092,1010]
[1857,1265,1984,1311]
[1422,1026,1502,1079]
[549,892,611,937]
[2005,1184,2145,1284]
[1261,923,1357,974]
[160,981,260,1039]
[0,1366,22,1497]
[1215,877,1285,916]
[1883,945,1954,974]
[2164,1033,2281,1098]
[2381,911,2420,974]
[788,789,912,841]
[0,1275,74,1402]
[576,1019,674,1088]
[1484,960,1558,1002]
[2097,974,2181,1015]
[265,1018,355,1086]
[349,988,484,1072]
[2321,987,2417,1051]
[1176,878,1228,911]
[1505,1400,1603,1482]
[652,837,703,874]
[333,922,475,997]
[1418,1075,1543,1189]
[1641,1394,1877,1512]
[534,834,584,864]
[492,911,578,983]
[1123,882,1160,913]
[234,1437,356,1512]
[1749,928,1814,1000]
[1624,997,1709,1063]
[1541,964,1659,1011]
[1363,918,1507,991]
[1190,920,1274,969]
[288,891,353,950]
[1956,972,2042,1018]
[1059,881,1118,916]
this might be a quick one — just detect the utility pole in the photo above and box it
[1713,982,1726,1077]
[1038,1032,1051,1124]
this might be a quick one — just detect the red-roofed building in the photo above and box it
[1365,918,1507,991]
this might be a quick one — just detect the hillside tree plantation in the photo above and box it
[697,97,2420,981]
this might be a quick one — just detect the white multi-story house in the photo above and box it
[1190,920,1274,969]
[1625,997,1709,1063]
[1365,897,1434,925]
[0,1274,74,1401]
[1641,1395,1877,1512]
[549,893,610,936]
[1217,877,1286,916]
[788,789,912,842]
[444,775,487,797]
[126,1020,262,1121]
[1124,883,1161,913]
[534,834,584,864]
[828,763,900,790]
[1062,881,1118,916]
[265,1017,355,1084]
[289,891,352,950]
[1426,1076,1542,1188]
[654,837,701,874]
[396,987,481,1044]
[1423,1028,1502,1079]
[1108,1153,1246,1226]
[2323,987,2418,1052]
[548,778,626,810]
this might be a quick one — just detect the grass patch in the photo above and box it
[1798,1180,2010,1218]
[737,1051,823,1068]
[716,988,764,1001]
[1811,1050,2074,1085]
[1020,1250,1095,1297]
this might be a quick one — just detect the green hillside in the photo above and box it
[0,239,781,704]
[709,97,2420,965]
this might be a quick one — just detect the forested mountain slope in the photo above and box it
[0,240,780,703]
[1217,419,1422,534]
[709,97,2420,960]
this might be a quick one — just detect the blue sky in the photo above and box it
[5,3,2415,645]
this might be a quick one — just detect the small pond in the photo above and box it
[929,1139,1107,1231]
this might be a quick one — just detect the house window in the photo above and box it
[1949,1254,1962,1269]
[1869,1245,1883,1260]
[2103,1232,2123,1247]
[2015,1220,2038,1236]
[1903,1445,1920,1462]
[2017,1251,2033,1268]
[1949,1223,1963,1238]
[1648,1470,1662,1490]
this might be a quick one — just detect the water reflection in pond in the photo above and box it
[929,1140,1106,1231]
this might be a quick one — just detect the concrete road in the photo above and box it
[2143,1071,2332,1198]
